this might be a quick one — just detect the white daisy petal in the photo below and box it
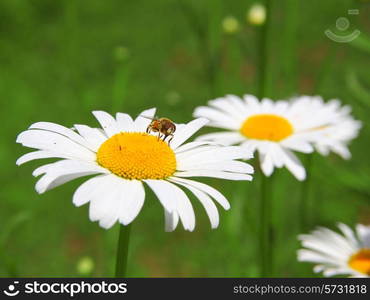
[16,129,96,161]
[116,112,135,132]
[174,170,252,181]
[169,177,230,210]
[281,137,314,153]
[134,108,156,132]
[144,179,175,213]
[169,179,219,229]
[174,141,220,154]
[118,179,145,226]
[89,177,121,229]
[74,124,107,151]
[145,180,195,231]
[177,160,254,174]
[280,149,306,181]
[193,107,240,130]
[16,150,60,165]
[73,174,110,207]
[260,152,274,177]
[356,224,370,248]
[34,160,107,194]
[92,111,120,137]
[195,132,245,146]
[30,122,96,151]
[164,210,179,232]
[170,118,209,149]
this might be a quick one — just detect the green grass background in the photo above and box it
[0,0,369,277]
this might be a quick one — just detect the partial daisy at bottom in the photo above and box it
[16,108,254,231]
[193,94,361,181]
[297,223,370,277]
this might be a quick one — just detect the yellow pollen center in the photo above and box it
[97,132,177,180]
[240,114,294,141]
[348,249,370,275]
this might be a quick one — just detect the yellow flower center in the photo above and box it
[240,114,294,141]
[96,132,177,180]
[348,249,370,275]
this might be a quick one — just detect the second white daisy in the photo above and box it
[193,95,320,180]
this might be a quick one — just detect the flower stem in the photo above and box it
[259,173,273,277]
[115,224,132,277]
[299,154,313,232]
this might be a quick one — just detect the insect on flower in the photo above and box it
[143,115,176,144]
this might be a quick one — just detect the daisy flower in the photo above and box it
[298,223,370,277]
[193,94,361,181]
[193,95,317,180]
[291,96,361,160]
[16,108,253,231]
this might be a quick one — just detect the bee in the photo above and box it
[141,115,176,144]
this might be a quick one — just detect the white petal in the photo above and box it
[30,122,95,151]
[356,224,370,247]
[177,160,254,174]
[169,177,230,210]
[88,177,120,228]
[281,137,314,153]
[195,132,245,146]
[145,180,195,231]
[74,124,107,151]
[16,130,96,161]
[297,249,341,265]
[174,141,220,154]
[260,152,274,177]
[193,107,239,130]
[177,146,252,165]
[169,179,219,229]
[170,118,209,149]
[281,149,306,181]
[16,150,59,165]
[164,210,179,232]
[174,170,253,181]
[117,179,145,225]
[134,108,156,132]
[33,160,108,194]
[73,174,110,207]
[92,111,120,137]
[116,113,134,132]
[208,96,247,119]
[337,223,360,249]
[144,179,175,213]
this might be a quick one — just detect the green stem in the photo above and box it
[299,154,313,233]
[115,224,132,277]
[259,173,273,277]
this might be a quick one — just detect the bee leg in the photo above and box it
[146,127,150,134]
[157,133,162,140]
[167,134,174,145]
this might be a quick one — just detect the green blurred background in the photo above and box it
[0,0,369,277]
